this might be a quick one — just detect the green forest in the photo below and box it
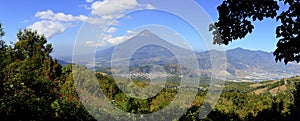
[1,24,300,120]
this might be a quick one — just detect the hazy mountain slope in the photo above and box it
[61,30,300,81]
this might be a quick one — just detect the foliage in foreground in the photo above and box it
[211,0,300,64]
[1,24,300,120]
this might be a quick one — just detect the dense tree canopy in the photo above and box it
[0,24,95,120]
[0,28,60,120]
[210,0,300,64]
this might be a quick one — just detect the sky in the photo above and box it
[0,0,287,58]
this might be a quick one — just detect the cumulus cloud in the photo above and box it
[91,0,139,16]
[103,29,138,45]
[106,27,117,33]
[126,30,136,35]
[90,0,155,24]
[81,0,155,47]
[27,20,70,38]
[106,35,132,45]
[85,30,136,47]
[86,0,94,3]
[28,0,155,41]
[28,10,88,39]
[35,10,87,22]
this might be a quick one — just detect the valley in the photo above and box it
[60,30,300,82]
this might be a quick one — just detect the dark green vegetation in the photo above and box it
[99,74,300,120]
[211,0,300,64]
[0,25,95,120]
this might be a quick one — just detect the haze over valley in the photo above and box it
[59,30,300,82]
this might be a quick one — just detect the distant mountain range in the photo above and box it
[60,30,300,82]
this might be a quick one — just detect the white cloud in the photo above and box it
[28,0,155,41]
[85,17,106,25]
[182,41,188,46]
[144,4,155,9]
[126,30,136,35]
[106,27,117,33]
[89,0,155,26]
[85,40,106,47]
[85,30,136,47]
[91,0,139,16]
[162,34,168,37]
[35,10,54,20]
[103,29,137,45]
[35,10,88,22]
[28,10,89,39]
[86,0,94,3]
[28,20,70,39]
[106,35,132,45]
[80,0,156,47]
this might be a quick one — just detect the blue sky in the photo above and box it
[0,0,286,57]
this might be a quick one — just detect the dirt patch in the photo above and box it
[253,87,268,95]
[269,85,287,95]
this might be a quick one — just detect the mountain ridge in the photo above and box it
[60,30,300,82]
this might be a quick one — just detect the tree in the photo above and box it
[0,29,61,120]
[210,0,300,64]
[0,23,4,37]
[52,64,96,121]
[0,23,7,79]
[289,82,300,120]
[15,29,53,61]
[0,23,96,120]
